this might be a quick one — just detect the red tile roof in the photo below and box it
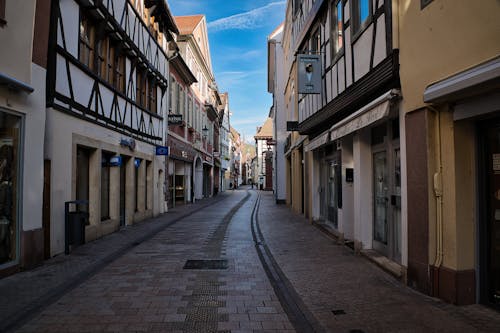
[174,15,204,35]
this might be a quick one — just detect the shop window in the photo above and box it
[134,158,142,212]
[371,124,386,145]
[101,151,113,221]
[76,146,91,222]
[145,161,151,210]
[330,0,343,58]
[351,0,371,36]
[0,112,21,266]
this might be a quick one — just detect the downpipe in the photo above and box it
[429,106,443,296]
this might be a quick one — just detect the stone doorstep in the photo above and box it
[360,249,404,280]
[312,220,406,281]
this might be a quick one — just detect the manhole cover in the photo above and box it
[183,259,228,270]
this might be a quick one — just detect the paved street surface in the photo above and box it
[1,187,499,332]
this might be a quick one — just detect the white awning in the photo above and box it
[330,89,399,141]
[304,130,329,152]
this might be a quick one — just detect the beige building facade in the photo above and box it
[400,0,500,307]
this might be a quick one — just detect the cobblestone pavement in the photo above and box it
[256,191,500,332]
[1,187,499,333]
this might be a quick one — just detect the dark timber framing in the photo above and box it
[299,50,399,135]
[47,0,173,144]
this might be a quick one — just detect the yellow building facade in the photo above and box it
[400,0,500,306]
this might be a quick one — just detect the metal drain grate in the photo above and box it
[183,259,228,270]
[332,309,346,315]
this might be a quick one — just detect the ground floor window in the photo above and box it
[101,151,113,220]
[0,112,21,266]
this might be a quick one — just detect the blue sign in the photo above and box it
[134,158,142,168]
[109,155,122,167]
[155,145,169,156]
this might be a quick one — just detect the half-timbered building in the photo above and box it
[283,0,403,273]
[45,0,178,255]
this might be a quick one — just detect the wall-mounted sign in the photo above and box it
[287,121,299,131]
[120,137,136,150]
[297,54,321,94]
[168,114,183,125]
[213,151,220,157]
[134,158,142,168]
[155,145,169,156]
[109,155,122,167]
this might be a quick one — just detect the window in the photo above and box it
[331,0,343,57]
[188,97,193,127]
[421,0,434,9]
[79,13,95,71]
[311,27,320,54]
[136,68,147,109]
[101,151,112,221]
[136,69,157,113]
[79,11,126,93]
[352,0,371,35]
[148,77,157,113]
[293,0,302,15]
[0,0,6,26]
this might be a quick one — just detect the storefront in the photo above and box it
[0,111,21,268]
[167,137,195,208]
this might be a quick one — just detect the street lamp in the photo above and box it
[202,125,209,140]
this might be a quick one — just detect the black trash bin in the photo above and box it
[68,211,86,245]
[65,200,88,254]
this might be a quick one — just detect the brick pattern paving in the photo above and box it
[257,191,500,333]
[2,187,499,333]
[14,189,294,333]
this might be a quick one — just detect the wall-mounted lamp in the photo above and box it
[202,125,209,139]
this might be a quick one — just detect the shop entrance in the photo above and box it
[480,121,500,309]
[0,112,21,267]
[372,120,401,263]
[320,148,341,228]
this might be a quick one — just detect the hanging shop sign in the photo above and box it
[168,114,183,125]
[287,121,299,131]
[155,145,170,156]
[297,54,321,94]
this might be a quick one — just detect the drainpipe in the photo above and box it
[429,106,443,296]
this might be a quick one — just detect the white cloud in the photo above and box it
[207,1,286,32]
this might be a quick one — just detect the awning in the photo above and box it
[0,72,34,93]
[423,56,500,103]
[330,89,399,141]
[304,130,329,152]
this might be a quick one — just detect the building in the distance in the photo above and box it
[255,118,274,191]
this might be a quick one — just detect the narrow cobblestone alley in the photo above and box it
[1,188,499,333]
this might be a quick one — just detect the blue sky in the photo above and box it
[168,1,286,142]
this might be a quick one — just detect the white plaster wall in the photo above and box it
[353,25,374,81]
[353,129,373,249]
[341,136,355,240]
[45,109,162,255]
[0,64,46,232]
[22,65,47,231]
[373,14,387,68]
[274,34,287,202]
[58,0,79,57]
